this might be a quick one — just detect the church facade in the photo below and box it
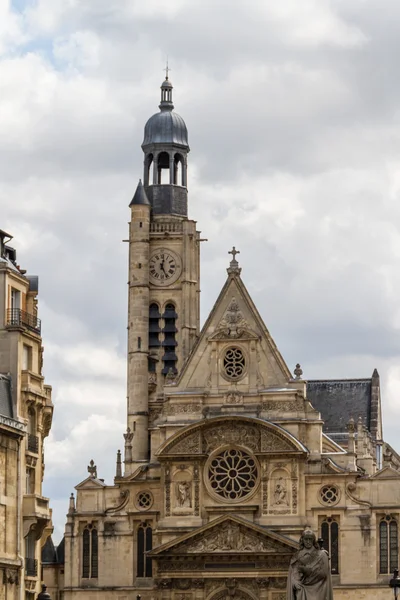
[45,77,400,600]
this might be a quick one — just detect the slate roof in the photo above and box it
[0,374,13,418]
[42,536,65,565]
[130,179,150,207]
[307,379,371,434]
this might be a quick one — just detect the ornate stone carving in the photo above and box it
[175,481,192,508]
[148,372,157,392]
[156,578,173,589]
[213,297,253,339]
[273,477,288,506]
[171,432,202,454]
[193,463,200,516]
[3,569,19,585]
[224,391,244,404]
[256,578,270,589]
[192,579,205,589]
[260,430,295,452]
[165,463,171,516]
[87,459,97,478]
[261,400,299,412]
[167,403,202,415]
[149,406,163,426]
[270,578,287,589]
[184,522,276,553]
[174,579,191,590]
[204,423,260,452]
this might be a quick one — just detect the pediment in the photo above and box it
[372,466,400,479]
[150,515,298,557]
[75,476,106,490]
[156,416,308,457]
[174,272,292,392]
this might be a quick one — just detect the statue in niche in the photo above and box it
[176,481,192,508]
[274,477,288,506]
[287,529,333,600]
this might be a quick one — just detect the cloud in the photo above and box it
[2,0,400,541]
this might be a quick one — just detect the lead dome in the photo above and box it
[142,78,189,150]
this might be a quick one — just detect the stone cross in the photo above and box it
[87,459,97,479]
[229,247,240,262]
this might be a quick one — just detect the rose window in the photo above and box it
[136,491,153,510]
[208,448,258,501]
[319,485,339,506]
[223,347,246,380]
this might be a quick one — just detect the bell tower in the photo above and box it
[126,75,201,472]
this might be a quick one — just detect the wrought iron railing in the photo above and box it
[6,308,41,334]
[25,557,37,577]
[27,434,39,454]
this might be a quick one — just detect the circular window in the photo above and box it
[319,485,339,506]
[223,347,246,380]
[208,448,258,502]
[136,491,153,511]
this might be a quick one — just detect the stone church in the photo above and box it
[43,76,400,600]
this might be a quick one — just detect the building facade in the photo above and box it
[0,230,53,600]
[49,78,400,600]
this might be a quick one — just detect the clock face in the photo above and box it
[149,249,182,286]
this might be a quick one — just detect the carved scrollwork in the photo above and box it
[172,432,202,454]
[260,430,295,452]
[204,423,260,452]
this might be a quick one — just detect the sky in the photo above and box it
[2,0,400,542]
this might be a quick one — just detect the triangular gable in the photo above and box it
[150,514,298,556]
[372,466,400,479]
[174,271,292,392]
[75,476,106,490]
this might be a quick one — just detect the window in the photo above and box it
[149,304,161,349]
[23,345,32,370]
[137,522,152,578]
[321,517,339,574]
[161,303,178,375]
[208,448,258,502]
[11,288,21,310]
[223,347,246,380]
[380,516,398,574]
[25,530,37,576]
[82,524,98,578]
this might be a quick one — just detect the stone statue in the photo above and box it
[287,529,333,600]
[176,481,191,508]
[274,477,288,505]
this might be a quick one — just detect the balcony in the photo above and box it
[6,308,41,335]
[25,558,38,577]
[27,434,39,454]
[23,495,51,540]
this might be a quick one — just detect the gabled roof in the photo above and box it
[75,476,106,490]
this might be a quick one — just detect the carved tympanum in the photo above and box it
[182,522,276,553]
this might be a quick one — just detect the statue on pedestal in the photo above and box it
[287,529,333,600]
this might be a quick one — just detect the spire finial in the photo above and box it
[87,459,97,478]
[227,247,241,275]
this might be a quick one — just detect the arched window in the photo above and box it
[82,524,98,578]
[174,153,183,186]
[137,522,152,578]
[161,303,178,375]
[380,516,398,574]
[149,304,161,353]
[321,517,339,574]
[157,152,170,184]
[146,153,154,186]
